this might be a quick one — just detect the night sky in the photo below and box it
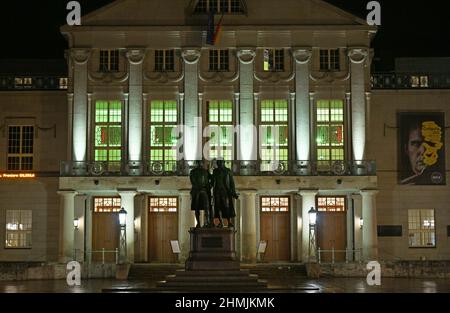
[0,0,449,70]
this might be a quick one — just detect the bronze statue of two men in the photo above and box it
[190,160,239,228]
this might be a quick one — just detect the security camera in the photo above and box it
[155,179,160,186]
[94,180,99,185]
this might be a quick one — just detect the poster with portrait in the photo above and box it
[398,112,446,185]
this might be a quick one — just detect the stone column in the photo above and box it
[179,190,196,261]
[58,190,77,262]
[293,48,312,161]
[126,49,145,165]
[237,50,257,161]
[181,49,202,160]
[348,48,369,161]
[240,190,257,263]
[299,190,318,262]
[361,190,378,260]
[346,195,354,262]
[118,190,138,263]
[70,49,90,162]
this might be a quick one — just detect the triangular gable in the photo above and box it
[63,0,369,28]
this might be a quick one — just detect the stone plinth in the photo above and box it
[185,227,239,271]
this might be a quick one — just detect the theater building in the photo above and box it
[0,0,449,266]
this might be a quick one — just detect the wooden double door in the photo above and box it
[317,212,347,262]
[148,212,178,262]
[260,212,290,261]
[92,213,120,262]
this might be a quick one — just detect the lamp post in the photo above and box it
[118,207,127,264]
[73,218,79,230]
[308,207,317,262]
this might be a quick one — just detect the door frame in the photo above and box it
[259,195,291,262]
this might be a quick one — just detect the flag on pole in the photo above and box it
[212,12,225,45]
[206,11,224,45]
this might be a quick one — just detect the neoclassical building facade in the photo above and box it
[1,0,449,265]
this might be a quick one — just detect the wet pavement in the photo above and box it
[1,277,450,293]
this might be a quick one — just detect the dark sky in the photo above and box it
[0,0,449,70]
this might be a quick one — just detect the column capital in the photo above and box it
[234,92,240,102]
[117,189,138,197]
[309,92,315,101]
[239,189,258,196]
[290,92,296,102]
[126,49,146,65]
[178,189,191,196]
[178,92,185,102]
[70,49,91,65]
[57,189,77,196]
[237,49,256,64]
[345,92,351,101]
[360,189,379,196]
[299,189,319,197]
[293,48,312,64]
[348,48,369,64]
[181,49,201,64]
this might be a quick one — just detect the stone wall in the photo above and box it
[0,262,117,281]
[316,261,450,279]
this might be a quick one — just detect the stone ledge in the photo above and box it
[317,261,450,279]
[0,262,117,281]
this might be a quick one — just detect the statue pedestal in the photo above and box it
[185,227,240,271]
[157,227,267,290]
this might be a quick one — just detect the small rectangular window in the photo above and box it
[209,50,229,71]
[5,210,32,248]
[263,49,284,72]
[320,49,340,71]
[94,197,122,213]
[317,196,346,212]
[149,197,178,212]
[99,50,120,72]
[8,126,34,171]
[408,209,436,247]
[155,50,175,72]
[261,196,290,212]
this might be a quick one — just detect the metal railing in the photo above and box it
[371,72,450,89]
[0,75,68,91]
[317,248,363,264]
[60,160,376,177]
[73,248,119,265]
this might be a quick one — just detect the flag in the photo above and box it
[206,11,215,45]
[206,11,225,45]
[212,13,225,45]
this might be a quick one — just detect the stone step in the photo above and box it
[157,280,268,289]
[174,269,251,276]
[164,274,259,282]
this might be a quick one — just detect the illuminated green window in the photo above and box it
[316,100,344,169]
[94,101,122,167]
[207,100,234,166]
[260,100,288,171]
[150,100,178,171]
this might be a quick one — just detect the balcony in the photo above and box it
[60,160,376,177]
